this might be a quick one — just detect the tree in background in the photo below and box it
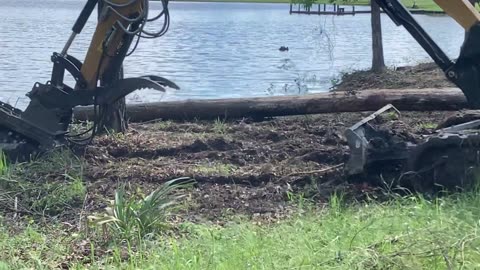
[328,0,385,72]
[370,0,385,72]
[294,0,385,71]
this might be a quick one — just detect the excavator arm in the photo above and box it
[376,0,480,107]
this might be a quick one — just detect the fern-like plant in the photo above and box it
[89,177,195,241]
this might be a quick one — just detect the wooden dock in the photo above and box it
[289,3,445,16]
[289,3,362,16]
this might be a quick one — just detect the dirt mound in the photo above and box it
[333,62,454,91]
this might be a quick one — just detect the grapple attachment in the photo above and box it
[345,105,480,191]
[344,105,416,176]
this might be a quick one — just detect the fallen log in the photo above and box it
[73,88,468,122]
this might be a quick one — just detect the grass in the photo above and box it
[0,151,7,176]
[1,148,480,269]
[0,150,86,216]
[2,191,480,268]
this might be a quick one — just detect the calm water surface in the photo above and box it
[0,0,464,108]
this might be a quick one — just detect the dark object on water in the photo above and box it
[279,46,289,52]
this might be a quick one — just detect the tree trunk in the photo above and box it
[74,88,467,122]
[97,100,128,132]
[371,0,385,72]
[97,66,128,133]
[96,2,128,133]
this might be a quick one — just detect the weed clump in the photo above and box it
[89,177,195,242]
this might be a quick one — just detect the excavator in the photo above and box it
[0,0,480,190]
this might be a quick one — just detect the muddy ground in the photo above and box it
[77,110,452,222]
[333,62,454,91]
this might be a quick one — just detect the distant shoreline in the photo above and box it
[168,1,452,14]
[170,0,291,3]
[167,0,444,12]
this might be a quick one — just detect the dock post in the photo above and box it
[289,3,292,14]
[318,3,320,14]
[352,5,355,15]
[323,3,326,11]
[334,4,337,12]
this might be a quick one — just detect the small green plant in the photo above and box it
[0,151,7,176]
[329,191,345,214]
[89,177,195,242]
[416,122,438,129]
[104,128,127,141]
[286,190,308,209]
[68,120,93,135]
[153,120,173,130]
[194,163,237,176]
[213,118,227,134]
[384,110,399,121]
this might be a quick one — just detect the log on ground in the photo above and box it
[73,88,468,122]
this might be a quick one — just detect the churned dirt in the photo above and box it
[333,62,454,91]
[80,111,451,222]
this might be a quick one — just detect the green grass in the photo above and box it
[0,150,86,216]
[0,151,7,176]
[213,117,228,134]
[2,192,480,269]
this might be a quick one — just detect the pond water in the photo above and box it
[0,0,464,108]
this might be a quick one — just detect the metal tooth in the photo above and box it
[7,132,12,137]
